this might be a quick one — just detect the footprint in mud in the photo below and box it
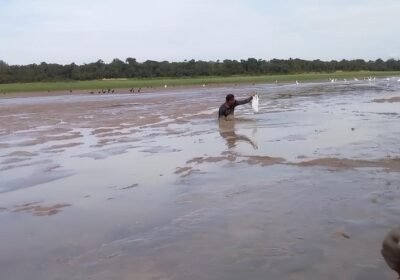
[331,229,351,239]
[120,183,139,190]
[174,166,202,178]
[370,197,379,204]
[175,153,241,179]
[1,157,31,165]
[174,166,192,175]
[297,155,308,159]
[109,184,140,191]
[12,202,71,216]
[140,146,181,154]
[240,155,285,167]
[0,151,37,166]
[186,155,236,164]
[44,142,83,151]
[225,187,252,198]
[3,151,37,157]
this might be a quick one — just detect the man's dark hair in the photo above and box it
[226,94,235,102]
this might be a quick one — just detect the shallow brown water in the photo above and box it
[1,79,400,280]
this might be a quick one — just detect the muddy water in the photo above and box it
[1,79,400,280]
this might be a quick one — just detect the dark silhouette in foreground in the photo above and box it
[382,227,400,278]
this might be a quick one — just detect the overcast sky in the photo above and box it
[1,0,400,65]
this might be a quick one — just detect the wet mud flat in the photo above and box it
[0,80,400,280]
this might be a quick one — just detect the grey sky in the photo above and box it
[1,0,399,65]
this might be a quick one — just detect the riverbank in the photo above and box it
[1,71,400,94]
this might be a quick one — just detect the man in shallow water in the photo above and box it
[218,93,254,119]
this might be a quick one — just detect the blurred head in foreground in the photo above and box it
[382,227,400,278]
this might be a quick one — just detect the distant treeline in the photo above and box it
[1,58,400,84]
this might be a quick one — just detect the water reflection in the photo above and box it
[218,119,258,150]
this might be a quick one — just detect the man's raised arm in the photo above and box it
[235,95,254,106]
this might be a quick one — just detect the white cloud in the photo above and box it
[1,0,399,64]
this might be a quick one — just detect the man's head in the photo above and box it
[226,94,235,107]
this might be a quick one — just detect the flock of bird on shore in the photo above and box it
[2,76,400,95]
[29,77,400,96]
[85,83,203,95]
[88,87,142,94]
[294,76,400,86]
[88,88,115,94]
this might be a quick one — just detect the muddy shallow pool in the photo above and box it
[1,79,400,280]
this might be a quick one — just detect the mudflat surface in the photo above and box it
[1,79,400,280]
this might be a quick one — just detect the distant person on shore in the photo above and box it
[218,94,254,119]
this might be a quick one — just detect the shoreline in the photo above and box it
[0,83,246,98]
[1,71,400,97]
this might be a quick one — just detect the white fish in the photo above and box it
[252,94,259,113]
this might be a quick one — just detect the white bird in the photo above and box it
[202,84,206,87]
[164,84,168,88]
[354,78,359,81]
[344,78,347,82]
[295,80,299,85]
[330,78,335,83]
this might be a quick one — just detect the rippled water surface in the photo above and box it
[1,79,400,279]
